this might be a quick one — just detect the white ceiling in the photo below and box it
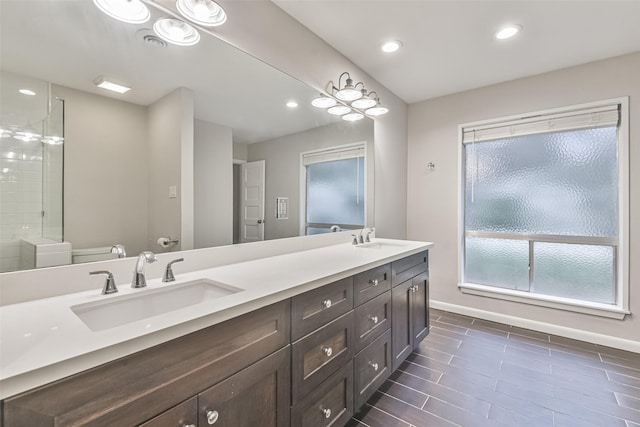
[273,0,640,104]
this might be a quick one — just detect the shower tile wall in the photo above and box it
[0,138,44,272]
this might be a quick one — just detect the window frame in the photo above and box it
[299,142,369,236]
[457,97,630,319]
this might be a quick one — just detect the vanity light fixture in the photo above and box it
[42,136,64,145]
[19,89,36,96]
[334,72,363,101]
[286,101,298,108]
[381,40,402,53]
[153,17,200,46]
[496,24,522,40]
[0,128,13,138]
[311,72,389,119]
[13,131,41,143]
[93,0,150,24]
[94,76,131,94]
[342,112,364,122]
[311,95,337,108]
[176,0,227,27]
[327,105,351,116]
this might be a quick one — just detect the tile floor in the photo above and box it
[347,309,640,427]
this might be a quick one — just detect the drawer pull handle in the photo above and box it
[322,346,333,357]
[411,285,418,293]
[322,299,332,309]
[369,279,379,286]
[206,410,219,425]
[369,361,379,371]
[322,408,332,419]
[370,316,379,324]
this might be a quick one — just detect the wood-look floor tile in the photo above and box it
[597,346,640,362]
[489,390,555,424]
[503,346,552,374]
[378,380,428,408]
[413,344,453,364]
[449,354,502,378]
[551,359,609,380]
[507,326,550,342]
[627,421,640,427]
[472,318,512,333]
[609,371,640,390]
[389,370,491,417]
[423,397,501,427]
[553,411,602,427]
[616,393,640,411]
[430,320,469,335]
[406,353,450,373]
[436,314,474,328]
[398,360,443,383]
[425,330,462,350]
[487,403,552,427]
[366,392,457,427]
[352,403,412,427]
[555,387,640,424]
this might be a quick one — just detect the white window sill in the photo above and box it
[458,283,629,320]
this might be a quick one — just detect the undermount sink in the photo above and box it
[354,241,409,249]
[71,279,243,332]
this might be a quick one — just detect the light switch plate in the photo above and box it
[169,186,177,198]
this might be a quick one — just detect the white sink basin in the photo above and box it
[354,241,409,249]
[71,279,243,332]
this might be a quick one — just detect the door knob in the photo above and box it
[257,219,264,224]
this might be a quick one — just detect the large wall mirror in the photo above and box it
[0,0,374,273]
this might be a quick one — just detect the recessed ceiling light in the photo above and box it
[94,76,131,94]
[93,0,150,24]
[311,95,337,109]
[327,105,351,116]
[176,0,227,27]
[153,18,200,46]
[496,24,522,40]
[286,101,298,108]
[19,89,36,96]
[381,40,402,53]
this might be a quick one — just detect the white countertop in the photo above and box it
[0,238,433,399]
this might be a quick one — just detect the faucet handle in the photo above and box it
[163,258,184,283]
[365,228,374,243]
[351,234,359,245]
[90,270,118,295]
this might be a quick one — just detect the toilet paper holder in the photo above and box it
[157,237,179,248]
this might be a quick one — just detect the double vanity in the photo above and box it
[0,237,433,426]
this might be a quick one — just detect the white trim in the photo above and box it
[457,97,630,316]
[458,282,629,320]
[232,158,246,165]
[430,300,640,354]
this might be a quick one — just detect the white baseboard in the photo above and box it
[431,300,640,354]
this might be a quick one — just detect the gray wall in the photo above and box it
[53,84,149,256]
[194,119,233,248]
[210,1,408,239]
[247,120,374,240]
[148,88,194,253]
[407,52,639,343]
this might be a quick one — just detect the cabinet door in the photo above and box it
[198,346,290,427]
[391,280,413,371]
[411,271,430,347]
[139,397,197,427]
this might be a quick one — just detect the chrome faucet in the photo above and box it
[90,270,118,295]
[131,251,157,288]
[163,258,184,283]
[365,228,374,243]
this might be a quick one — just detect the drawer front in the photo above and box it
[291,277,353,341]
[292,361,354,427]
[391,251,428,286]
[198,346,290,427]
[292,311,354,404]
[353,263,391,306]
[354,329,392,409]
[139,397,197,427]
[354,291,391,353]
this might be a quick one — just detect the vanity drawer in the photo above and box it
[391,251,428,286]
[292,311,354,404]
[291,361,353,427]
[291,277,353,341]
[353,263,391,306]
[354,291,391,353]
[354,329,391,409]
[138,397,197,427]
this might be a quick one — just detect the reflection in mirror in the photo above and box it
[0,0,374,273]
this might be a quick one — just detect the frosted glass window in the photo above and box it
[306,157,364,232]
[462,121,620,307]
[533,243,615,304]
[465,237,529,291]
[465,127,618,237]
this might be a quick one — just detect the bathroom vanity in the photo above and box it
[0,238,432,426]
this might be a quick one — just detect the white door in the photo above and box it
[240,160,265,243]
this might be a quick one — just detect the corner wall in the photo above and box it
[407,53,639,347]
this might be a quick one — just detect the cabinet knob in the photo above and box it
[369,361,379,371]
[369,279,379,286]
[370,315,379,324]
[322,346,333,357]
[206,410,219,425]
[411,285,418,293]
[322,299,332,309]
[322,408,332,419]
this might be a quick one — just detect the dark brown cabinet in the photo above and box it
[391,270,430,371]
